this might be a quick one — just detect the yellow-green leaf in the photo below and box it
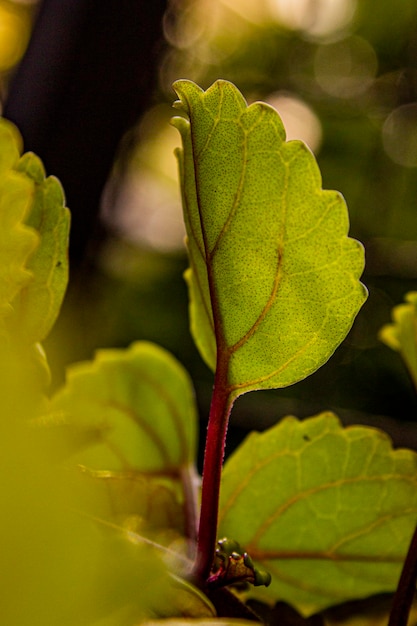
[0,117,70,346]
[0,165,37,332]
[52,341,197,472]
[0,412,173,626]
[218,412,417,616]
[172,80,367,399]
[13,152,70,343]
[379,291,417,392]
[51,341,199,536]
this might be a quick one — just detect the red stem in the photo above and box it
[194,361,233,583]
[388,521,417,626]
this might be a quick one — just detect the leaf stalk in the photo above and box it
[194,361,233,584]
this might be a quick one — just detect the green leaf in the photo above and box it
[172,80,367,397]
[218,412,417,616]
[52,341,197,471]
[379,291,417,392]
[13,152,70,343]
[0,411,175,626]
[51,341,199,535]
[0,117,70,412]
[0,118,70,345]
[0,122,38,332]
[0,115,21,172]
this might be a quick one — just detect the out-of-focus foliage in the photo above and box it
[0,117,176,626]
[50,341,200,544]
[0,0,35,87]
[379,291,417,392]
[0,116,69,412]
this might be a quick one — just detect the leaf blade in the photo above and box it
[52,341,198,472]
[14,152,70,343]
[218,412,417,615]
[51,341,199,537]
[172,80,367,395]
[0,118,39,330]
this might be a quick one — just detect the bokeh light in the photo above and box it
[268,0,356,37]
[314,35,378,98]
[101,106,185,252]
[382,103,417,168]
[266,92,322,152]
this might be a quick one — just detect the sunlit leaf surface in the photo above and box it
[379,291,417,392]
[172,80,367,398]
[218,412,417,615]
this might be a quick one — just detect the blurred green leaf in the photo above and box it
[0,119,70,346]
[13,152,70,343]
[218,412,417,616]
[0,118,71,414]
[172,80,367,399]
[51,341,199,536]
[52,341,197,471]
[379,291,417,392]
[0,119,38,334]
[0,413,175,626]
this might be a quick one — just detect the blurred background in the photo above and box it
[1,0,417,460]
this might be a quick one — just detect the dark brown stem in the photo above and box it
[193,361,233,583]
[388,522,417,626]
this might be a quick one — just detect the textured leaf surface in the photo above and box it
[51,341,199,535]
[172,80,367,398]
[218,412,417,615]
[379,291,417,391]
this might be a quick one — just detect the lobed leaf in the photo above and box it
[0,117,70,345]
[172,80,367,399]
[218,412,417,615]
[51,341,199,536]
[13,152,70,343]
[52,341,197,472]
[379,291,417,392]
[0,120,38,333]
